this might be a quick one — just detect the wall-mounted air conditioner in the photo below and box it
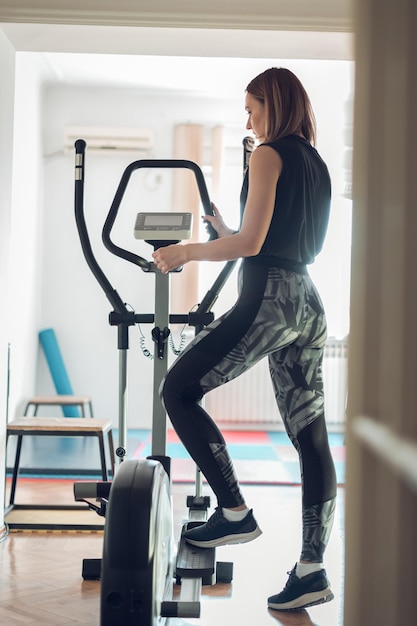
[64,126,154,154]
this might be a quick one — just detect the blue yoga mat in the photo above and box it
[39,328,80,417]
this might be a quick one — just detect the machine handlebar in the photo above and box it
[102,158,217,272]
[74,138,254,321]
[74,140,128,315]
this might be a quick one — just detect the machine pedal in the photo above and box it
[175,533,216,585]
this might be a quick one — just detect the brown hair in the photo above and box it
[246,67,317,145]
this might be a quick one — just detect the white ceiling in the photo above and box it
[39,53,352,101]
[1,23,354,96]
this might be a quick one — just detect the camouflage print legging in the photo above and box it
[160,259,337,562]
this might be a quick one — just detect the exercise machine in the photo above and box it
[72,139,253,624]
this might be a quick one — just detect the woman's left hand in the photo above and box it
[152,243,188,274]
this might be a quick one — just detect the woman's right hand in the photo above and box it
[202,203,236,238]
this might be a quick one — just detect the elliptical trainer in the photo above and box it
[72,138,254,625]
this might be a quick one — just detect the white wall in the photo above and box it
[32,58,353,432]
[0,29,16,534]
[8,53,46,419]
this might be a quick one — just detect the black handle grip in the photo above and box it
[74,140,130,315]
[243,136,255,174]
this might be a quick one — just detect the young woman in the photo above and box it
[152,67,337,611]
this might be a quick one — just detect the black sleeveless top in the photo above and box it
[240,135,331,272]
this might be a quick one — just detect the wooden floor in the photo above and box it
[0,479,344,625]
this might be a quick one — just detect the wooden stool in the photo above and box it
[24,395,93,417]
[6,417,115,507]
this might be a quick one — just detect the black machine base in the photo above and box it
[79,459,233,625]
[82,558,102,581]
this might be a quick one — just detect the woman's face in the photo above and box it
[245,93,266,143]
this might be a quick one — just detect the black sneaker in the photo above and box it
[183,507,262,548]
[268,564,334,611]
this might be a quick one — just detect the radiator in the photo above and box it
[204,336,348,428]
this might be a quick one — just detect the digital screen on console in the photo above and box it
[134,212,193,240]
[144,214,184,227]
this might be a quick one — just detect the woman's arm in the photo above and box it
[152,145,282,273]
